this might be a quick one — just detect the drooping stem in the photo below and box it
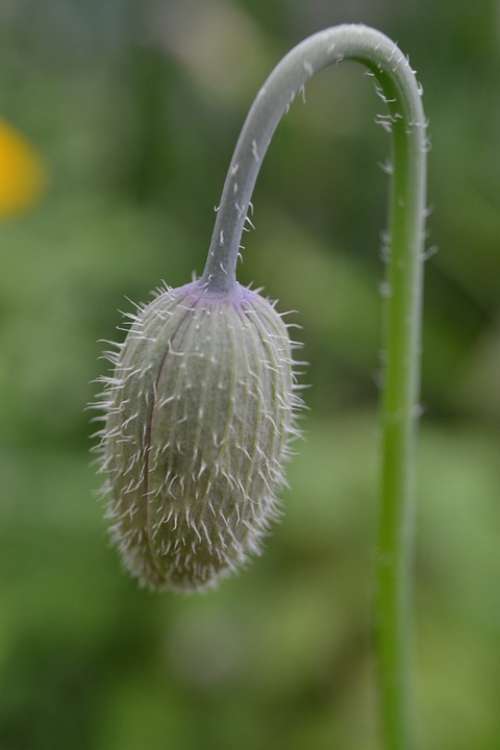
[202,24,426,750]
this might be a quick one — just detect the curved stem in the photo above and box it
[202,24,426,750]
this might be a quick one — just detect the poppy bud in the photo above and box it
[92,279,302,592]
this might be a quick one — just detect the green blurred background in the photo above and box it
[1,1,499,748]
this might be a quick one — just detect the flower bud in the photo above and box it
[92,280,302,592]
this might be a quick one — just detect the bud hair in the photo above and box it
[91,280,303,592]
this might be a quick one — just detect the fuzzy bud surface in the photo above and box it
[93,280,301,592]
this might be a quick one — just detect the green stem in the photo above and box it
[203,24,426,749]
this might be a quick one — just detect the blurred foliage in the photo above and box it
[1,1,499,749]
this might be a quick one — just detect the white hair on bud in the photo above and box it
[91,279,303,592]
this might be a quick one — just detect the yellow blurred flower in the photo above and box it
[0,118,46,218]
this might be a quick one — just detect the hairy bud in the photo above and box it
[91,280,303,592]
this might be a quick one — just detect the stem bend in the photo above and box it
[202,23,427,750]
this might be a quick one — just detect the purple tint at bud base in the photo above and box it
[91,279,304,592]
